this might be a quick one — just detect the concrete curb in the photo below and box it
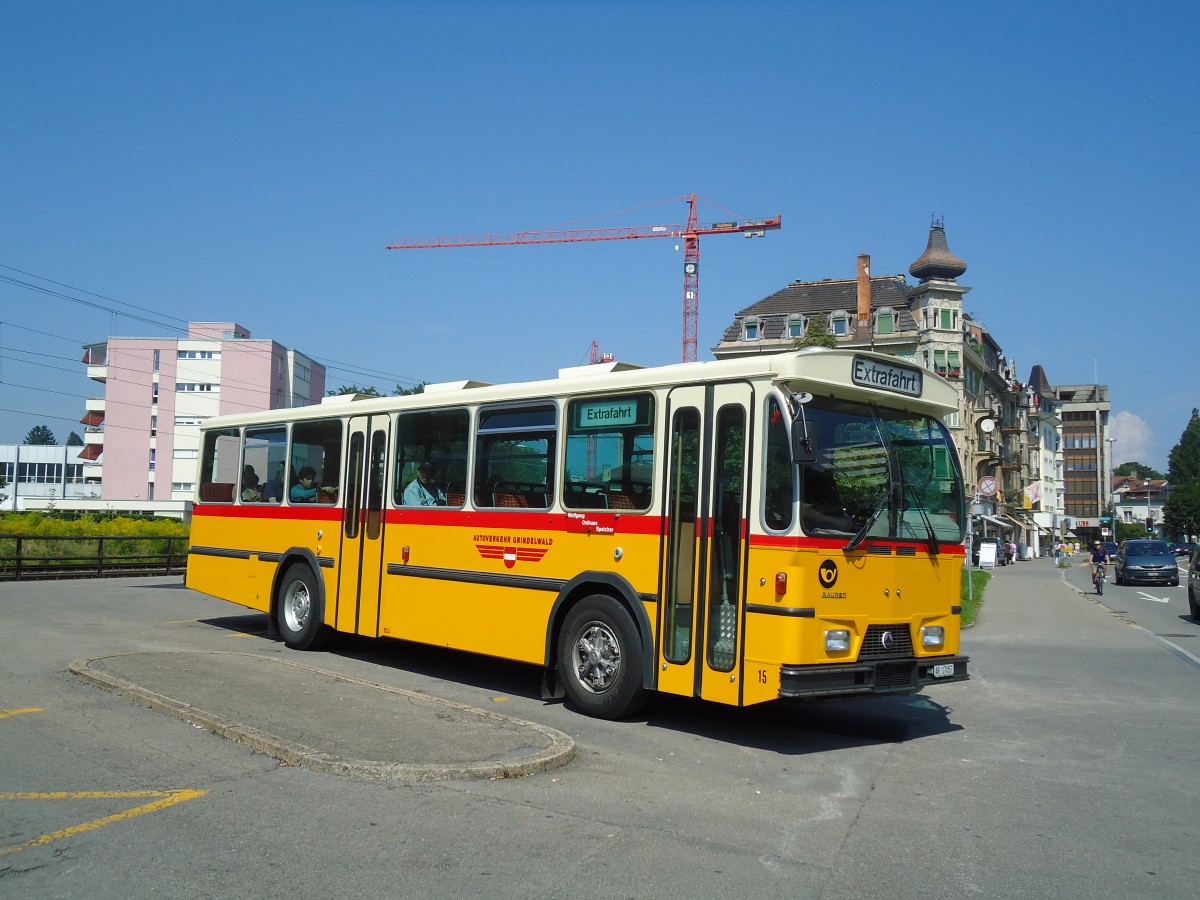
[69,652,577,782]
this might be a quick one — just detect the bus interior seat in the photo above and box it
[200,482,235,503]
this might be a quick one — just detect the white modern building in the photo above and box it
[0,444,98,511]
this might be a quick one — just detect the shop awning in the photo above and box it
[975,514,1008,528]
[80,411,104,426]
[77,443,102,461]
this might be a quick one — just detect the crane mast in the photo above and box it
[387,194,780,362]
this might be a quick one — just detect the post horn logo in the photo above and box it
[818,559,838,589]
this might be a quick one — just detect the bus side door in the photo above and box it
[335,415,390,637]
[658,382,753,706]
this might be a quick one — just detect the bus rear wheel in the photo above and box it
[558,597,646,720]
[277,564,330,651]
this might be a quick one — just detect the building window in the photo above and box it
[149,449,156,471]
[940,308,953,330]
[787,315,805,339]
[153,349,160,372]
[934,349,947,376]
[875,309,895,335]
[830,312,850,336]
[152,383,159,404]
[947,351,961,378]
[150,415,157,437]
[296,364,311,383]
[173,449,199,459]
[742,317,760,341]
[173,482,196,493]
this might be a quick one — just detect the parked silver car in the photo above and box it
[1113,540,1179,587]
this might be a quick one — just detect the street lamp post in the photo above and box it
[1105,437,1117,540]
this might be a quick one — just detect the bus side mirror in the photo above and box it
[792,429,817,464]
[789,391,816,464]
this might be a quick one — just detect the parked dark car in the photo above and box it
[1102,541,1119,559]
[1113,540,1179,587]
[1175,542,1197,557]
[1189,547,1200,619]
[972,536,1010,566]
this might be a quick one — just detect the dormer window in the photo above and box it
[743,316,760,340]
[786,314,805,339]
[829,312,850,336]
[874,308,896,335]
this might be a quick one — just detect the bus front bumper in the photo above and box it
[778,655,970,700]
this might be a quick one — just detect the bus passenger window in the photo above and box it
[563,394,654,511]
[395,408,469,508]
[290,419,343,505]
[245,425,287,503]
[197,427,240,503]
[474,404,556,510]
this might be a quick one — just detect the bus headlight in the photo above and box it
[825,629,851,652]
[921,625,945,650]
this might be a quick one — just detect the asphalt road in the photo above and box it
[2,563,1199,899]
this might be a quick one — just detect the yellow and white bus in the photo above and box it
[187,348,969,718]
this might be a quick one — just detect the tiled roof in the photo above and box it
[717,274,915,343]
[1027,364,1053,396]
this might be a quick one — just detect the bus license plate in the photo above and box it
[931,663,955,678]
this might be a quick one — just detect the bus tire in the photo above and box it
[558,596,646,719]
[277,564,330,651]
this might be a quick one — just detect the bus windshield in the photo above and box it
[797,397,964,544]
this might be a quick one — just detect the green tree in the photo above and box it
[394,382,426,396]
[1163,480,1200,540]
[793,317,838,349]
[1166,408,1200,485]
[328,384,385,397]
[1164,408,1200,538]
[25,425,57,445]
[66,431,84,446]
[1114,461,1165,480]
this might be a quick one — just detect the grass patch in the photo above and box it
[960,568,991,627]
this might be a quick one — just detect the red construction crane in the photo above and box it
[386,194,780,362]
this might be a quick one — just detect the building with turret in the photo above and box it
[712,220,1057,554]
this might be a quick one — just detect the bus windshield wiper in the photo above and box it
[904,484,940,555]
[844,482,895,552]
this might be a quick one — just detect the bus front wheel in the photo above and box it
[277,565,330,651]
[558,597,646,719]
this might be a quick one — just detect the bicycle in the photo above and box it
[1092,564,1106,596]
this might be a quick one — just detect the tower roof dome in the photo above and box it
[909,218,967,282]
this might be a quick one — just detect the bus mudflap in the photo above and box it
[778,655,969,700]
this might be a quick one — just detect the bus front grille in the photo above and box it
[860,624,913,659]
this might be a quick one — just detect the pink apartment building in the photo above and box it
[80,322,325,512]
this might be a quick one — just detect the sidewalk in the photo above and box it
[70,650,576,782]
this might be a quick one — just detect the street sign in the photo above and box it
[1101,527,1109,536]
[979,476,998,496]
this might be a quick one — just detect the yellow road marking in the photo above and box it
[0,708,44,719]
[0,789,207,857]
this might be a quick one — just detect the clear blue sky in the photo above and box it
[2,1,1196,472]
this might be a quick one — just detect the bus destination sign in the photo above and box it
[576,399,640,429]
[851,356,923,397]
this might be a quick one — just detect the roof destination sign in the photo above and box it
[574,397,645,429]
[851,356,923,397]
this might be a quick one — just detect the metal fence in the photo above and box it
[0,535,189,581]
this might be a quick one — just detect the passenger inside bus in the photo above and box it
[402,460,447,506]
[262,462,285,503]
[241,465,261,502]
[290,467,319,502]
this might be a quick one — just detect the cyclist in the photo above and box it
[1090,540,1111,590]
